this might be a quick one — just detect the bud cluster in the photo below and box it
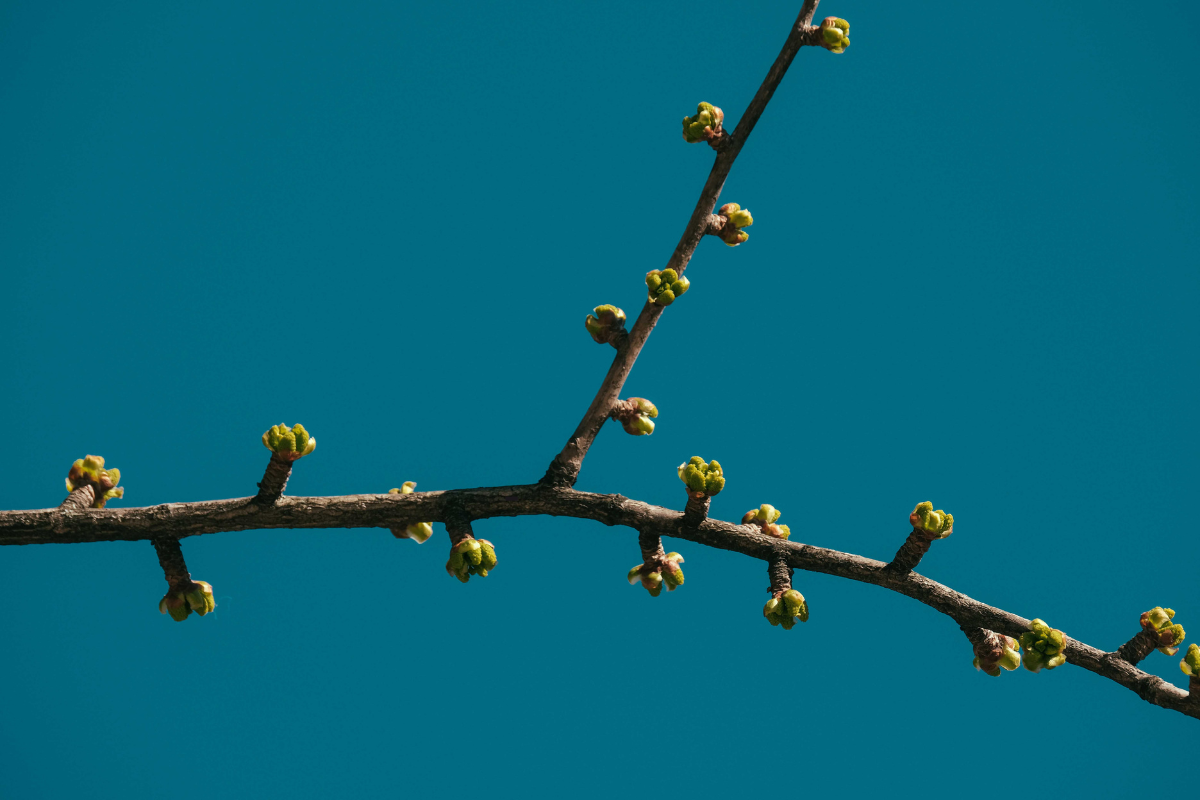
[627,551,685,598]
[646,269,690,306]
[1181,643,1200,682]
[678,457,725,497]
[446,537,498,583]
[388,482,434,543]
[584,304,626,346]
[742,504,791,539]
[682,102,724,145]
[909,501,953,539]
[1020,619,1067,672]
[1140,607,1186,656]
[159,580,216,623]
[610,397,658,436]
[715,203,753,247]
[262,423,317,461]
[65,455,124,509]
[819,17,850,54]
[970,631,1022,677]
[763,589,808,629]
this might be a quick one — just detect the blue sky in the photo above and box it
[1,1,1197,797]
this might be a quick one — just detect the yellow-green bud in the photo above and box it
[65,455,125,508]
[764,589,808,629]
[682,102,724,144]
[1141,607,1186,655]
[1181,643,1200,677]
[388,482,433,543]
[820,17,850,54]
[184,581,216,616]
[678,457,725,496]
[742,504,790,539]
[714,203,753,247]
[262,423,317,461]
[909,501,953,538]
[646,268,690,306]
[1019,618,1067,672]
[585,304,627,344]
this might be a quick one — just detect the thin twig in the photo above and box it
[540,1,825,489]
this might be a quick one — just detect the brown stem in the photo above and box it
[887,528,935,573]
[59,486,95,512]
[539,0,824,489]
[2,484,1197,721]
[768,555,793,595]
[1116,630,1158,666]
[255,453,294,505]
[444,501,474,546]
[151,536,192,586]
[638,529,666,568]
[682,494,710,529]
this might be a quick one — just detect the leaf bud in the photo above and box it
[262,423,317,461]
[682,102,724,144]
[819,17,850,54]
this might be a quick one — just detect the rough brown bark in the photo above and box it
[768,555,793,593]
[1116,630,1158,666]
[4,483,1194,721]
[255,453,294,504]
[151,536,191,585]
[59,486,95,512]
[681,494,710,529]
[887,528,935,573]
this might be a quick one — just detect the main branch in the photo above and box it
[1,486,1195,721]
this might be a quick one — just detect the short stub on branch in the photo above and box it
[962,626,1021,676]
[152,536,215,623]
[886,501,953,573]
[763,555,807,630]
[705,203,753,247]
[256,423,316,504]
[1116,607,1186,666]
[628,530,683,597]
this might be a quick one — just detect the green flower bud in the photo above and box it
[158,580,215,622]
[445,537,497,582]
[65,455,126,509]
[682,102,724,144]
[1141,607,1186,656]
[970,631,1022,677]
[646,269,691,306]
[661,552,685,591]
[159,592,191,622]
[262,423,317,461]
[909,501,953,538]
[388,482,434,543]
[819,17,850,54]
[1019,619,1067,673]
[585,304,627,344]
[764,589,808,629]
[677,457,725,497]
[1181,643,1200,677]
[613,397,659,436]
[184,581,216,616]
[742,504,790,539]
[714,202,753,247]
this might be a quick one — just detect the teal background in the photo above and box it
[2,1,1197,797]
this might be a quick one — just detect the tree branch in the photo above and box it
[540,0,825,489]
[1,485,1194,720]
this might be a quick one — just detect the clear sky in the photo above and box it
[1,1,1197,797]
